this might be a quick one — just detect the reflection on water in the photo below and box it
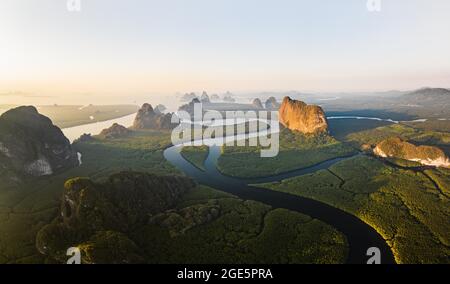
[327,116,399,124]
[61,113,405,144]
[62,113,137,142]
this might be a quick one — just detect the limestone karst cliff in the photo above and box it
[374,137,450,168]
[265,97,280,109]
[0,106,78,181]
[252,98,264,109]
[278,97,328,134]
[132,103,176,130]
[200,92,210,103]
[99,123,131,139]
[36,171,196,263]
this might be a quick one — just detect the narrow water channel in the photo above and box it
[164,145,396,264]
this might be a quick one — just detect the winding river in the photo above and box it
[163,129,396,264]
[62,113,137,142]
[63,114,398,264]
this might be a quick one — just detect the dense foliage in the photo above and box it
[181,146,209,170]
[0,129,348,264]
[261,156,450,263]
[217,128,356,178]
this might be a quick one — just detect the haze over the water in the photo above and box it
[1,0,450,105]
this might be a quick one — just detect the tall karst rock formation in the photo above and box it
[278,96,328,134]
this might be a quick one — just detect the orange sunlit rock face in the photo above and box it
[278,96,328,134]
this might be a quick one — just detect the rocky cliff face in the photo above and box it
[60,172,195,231]
[200,92,210,103]
[132,103,176,130]
[252,98,263,109]
[99,123,131,139]
[374,137,450,168]
[154,104,167,114]
[178,98,200,114]
[36,171,196,263]
[180,92,197,102]
[74,133,94,143]
[210,94,220,101]
[0,106,78,180]
[265,97,280,109]
[223,92,235,103]
[278,97,328,134]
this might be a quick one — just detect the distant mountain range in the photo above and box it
[397,88,450,106]
[318,87,450,119]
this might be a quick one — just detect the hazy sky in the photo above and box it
[1,0,450,104]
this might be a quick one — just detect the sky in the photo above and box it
[1,0,450,104]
